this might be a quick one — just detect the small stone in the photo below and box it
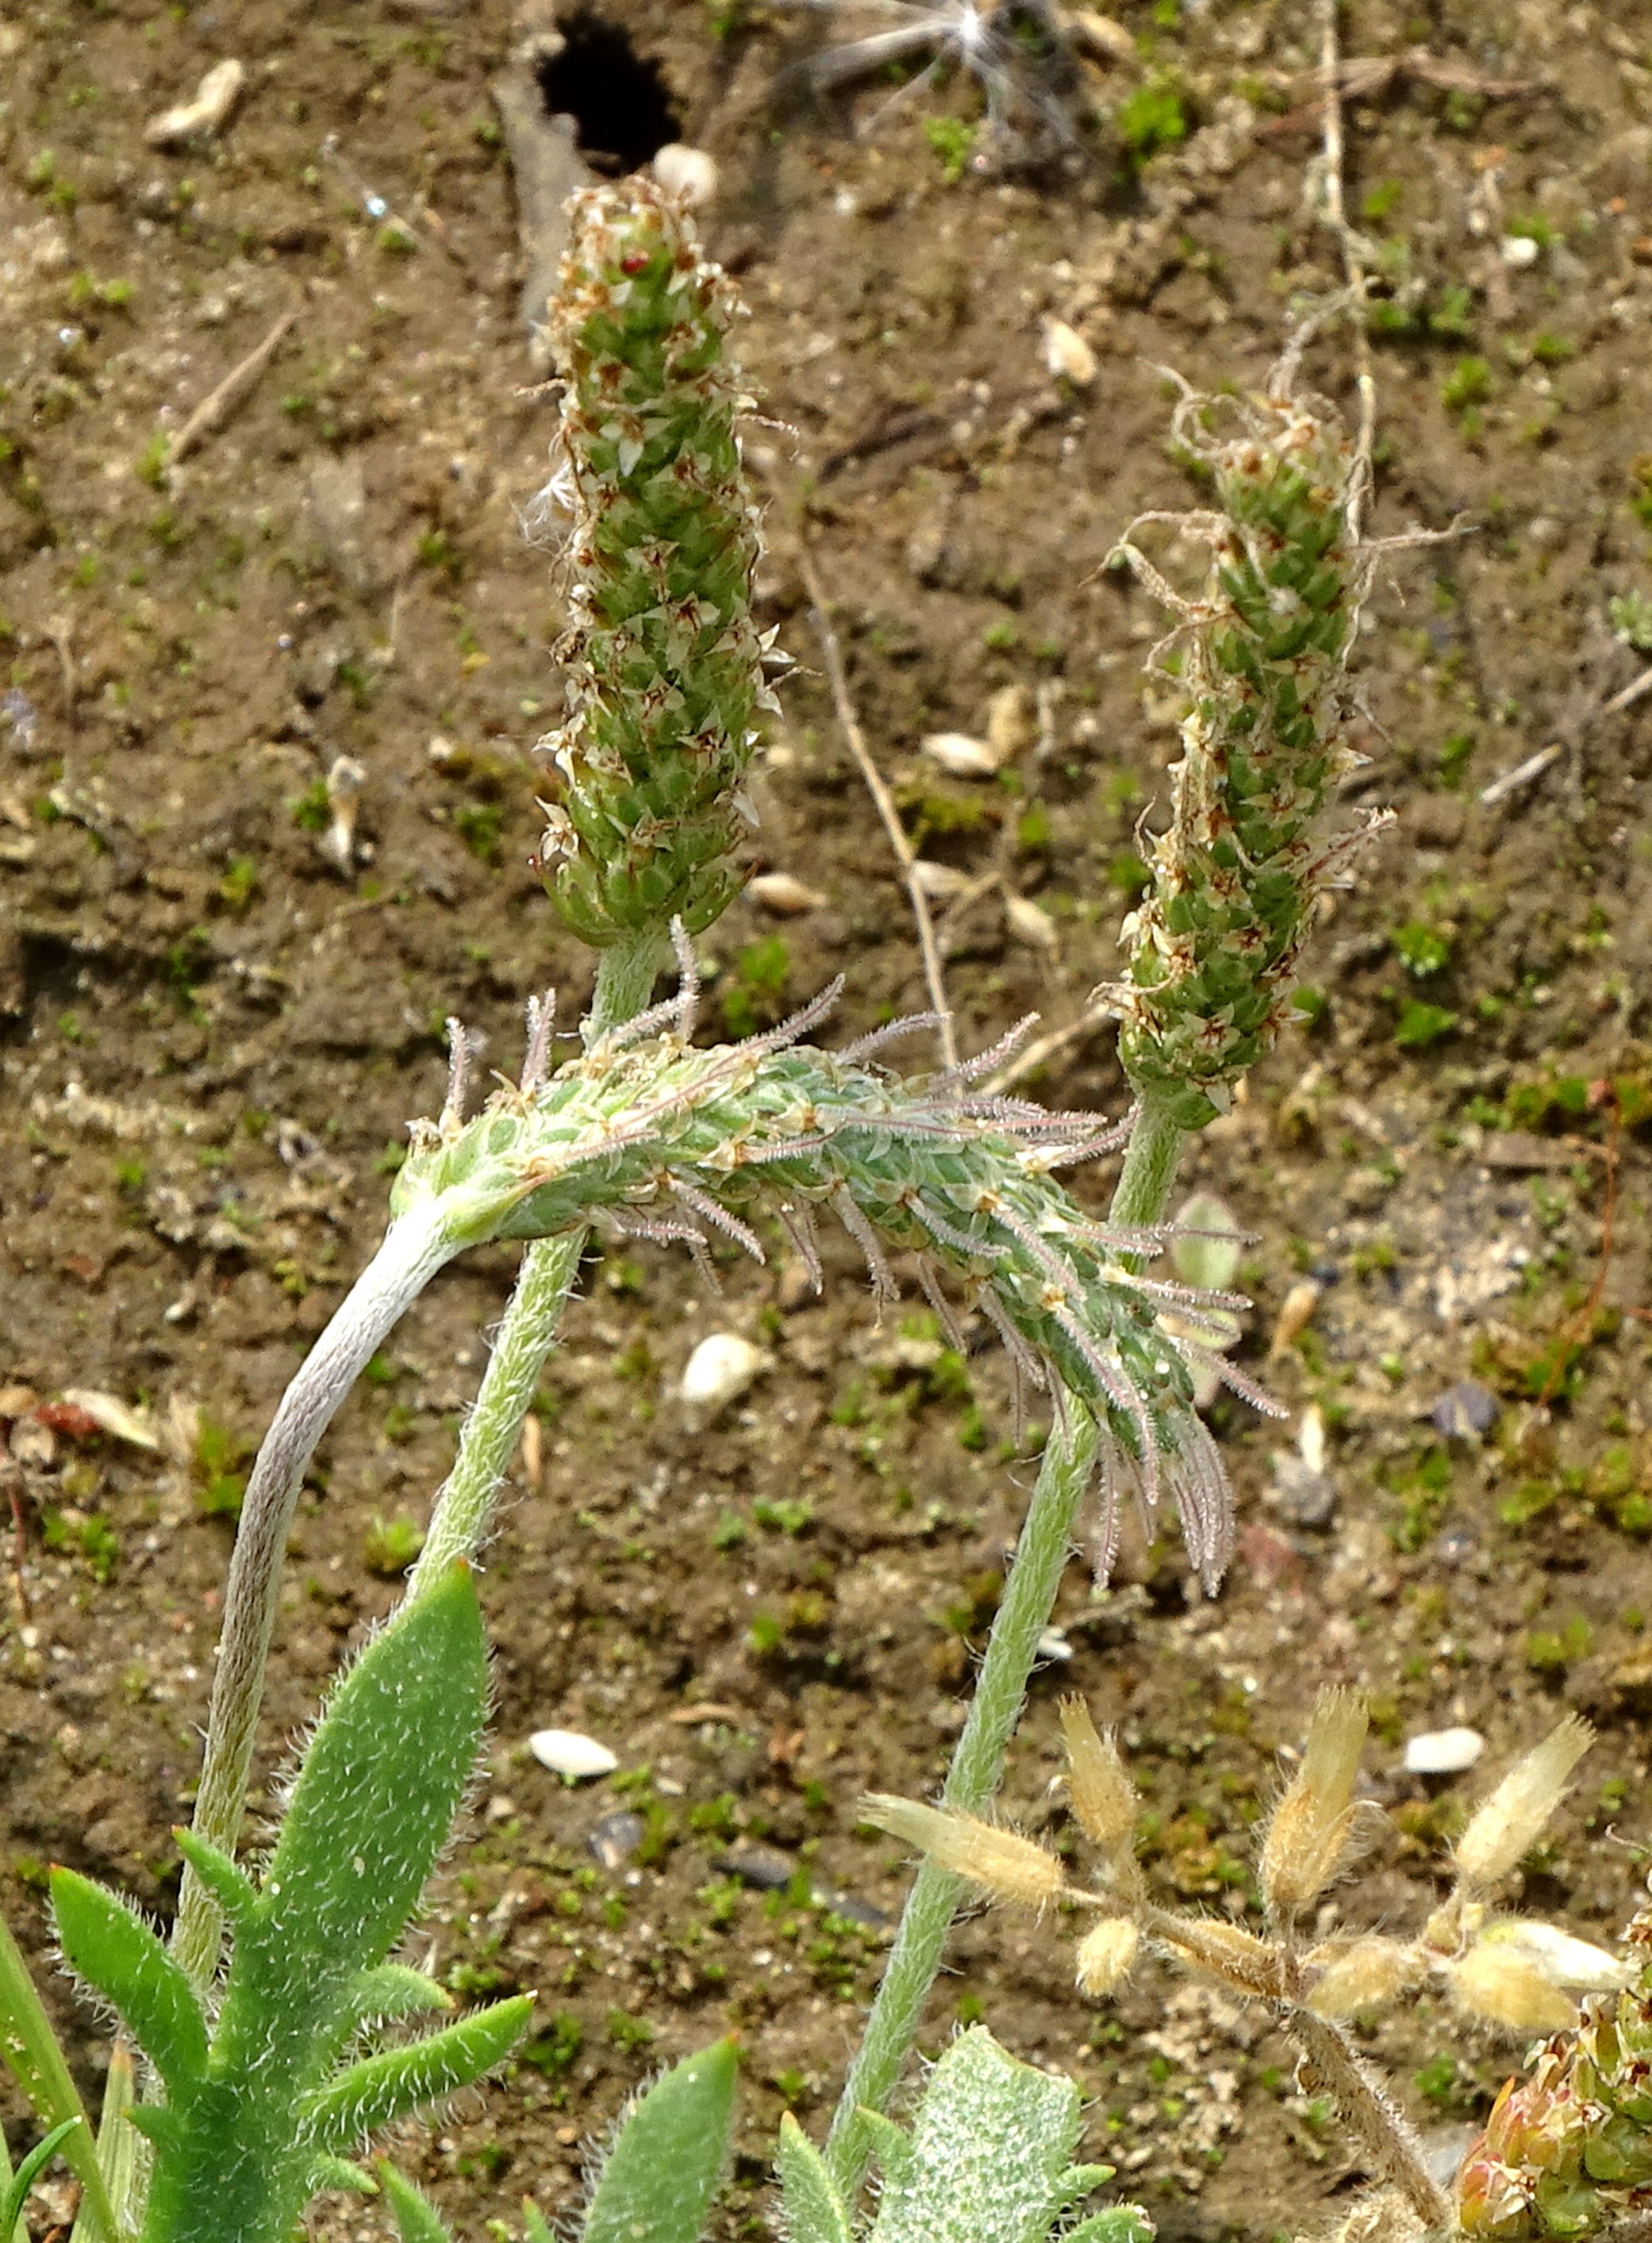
[8,1415,56,1469]
[775,1261,818,1314]
[1431,1380,1499,1441]
[587,1810,646,1869]
[716,1841,797,1892]
[1270,1450,1336,1528]
[748,872,824,915]
[528,1728,619,1780]
[1042,316,1097,387]
[985,683,1035,769]
[920,730,1001,779]
[681,1333,766,1416]
[145,58,246,148]
[909,860,971,900]
[1005,895,1058,952]
[1404,1726,1485,1776]
[1500,233,1540,267]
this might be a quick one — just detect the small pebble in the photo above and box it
[909,860,971,900]
[1501,233,1540,267]
[1403,1726,1485,1776]
[1267,1278,1322,1362]
[1005,895,1058,952]
[528,1728,619,1780]
[145,57,245,148]
[1042,316,1097,387]
[587,1810,646,1870]
[716,1842,797,1892]
[1270,1449,1336,1528]
[983,683,1035,768]
[1431,1379,1499,1441]
[748,872,824,915]
[921,730,1001,779]
[681,1333,765,1415]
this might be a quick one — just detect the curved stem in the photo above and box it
[823,1406,1097,2199]
[1109,1087,1185,1236]
[171,1211,456,1997]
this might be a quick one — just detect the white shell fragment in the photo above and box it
[1042,317,1097,388]
[748,871,825,915]
[681,1333,766,1415]
[1403,1727,1485,1776]
[652,143,719,209]
[1005,895,1058,952]
[528,1729,619,1781]
[920,730,1001,779]
[145,58,246,149]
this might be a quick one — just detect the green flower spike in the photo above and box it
[1101,368,1392,1130]
[534,177,779,948]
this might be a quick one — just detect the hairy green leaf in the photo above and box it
[171,1832,256,1930]
[376,2160,455,2243]
[582,2038,738,2243]
[775,2114,851,2243]
[51,1872,206,2101]
[0,1911,116,2241]
[307,1997,533,2152]
[344,1964,452,2028]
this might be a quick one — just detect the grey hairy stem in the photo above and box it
[170,1210,457,1997]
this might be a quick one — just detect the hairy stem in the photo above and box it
[1108,1090,1185,1237]
[172,1211,457,1997]
[405,1233,584,1599]
[1285,2007,1450,2232]
[406,933,663,1605]
[823,1406,1098,2199]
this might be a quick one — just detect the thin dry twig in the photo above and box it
[1257,47,1544,140]
[1601,662,1652,720]
[167,306,298,466]
[794,539,958,1069]
[1317,0,1376,544]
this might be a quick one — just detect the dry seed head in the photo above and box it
[1075,1917,1140,1999]
[1473,1917,1627,1995]
[1447,1942,1579,2036]
[1306,1935,1419,2019]
[1454,1716,1594,1891]
[1162,1913,1285,1999]
[1058,1697,1139,1860]
[862,1795,1062,1911]
[1260,1688,1370,1920]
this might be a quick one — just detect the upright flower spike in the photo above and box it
[1102,372,1389,1129]
[536,179,776,948]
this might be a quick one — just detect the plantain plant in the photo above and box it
[0,170,1612,2243]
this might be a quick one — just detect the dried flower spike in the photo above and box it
[1260,1686,1369,1921]
[1101,371,1389,1128]
[1455,1716,1594,1892]
[535,179,777,948]
[1075,1917,1139,1998]
[861,1795,1062,1912]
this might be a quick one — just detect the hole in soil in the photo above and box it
[536,9,682,175]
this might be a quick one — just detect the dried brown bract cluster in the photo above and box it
[866,1697,1621,2236]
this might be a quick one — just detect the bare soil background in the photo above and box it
[5,0,1652,2234]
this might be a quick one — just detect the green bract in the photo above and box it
[1102,379,1387,1129]
[536,179,776,947]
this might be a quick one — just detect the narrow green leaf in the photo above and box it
[0,1910,116,2242]
[0,2118,83,2240]
[775,2114,851,2243]
[171,1830,257,1929]
[70,2042,139,2243]
[306,1995,533,2152]
[376,2160,455,2243]
[344,1964,452,2027]
[582,2038,738,2243]
[1062,2211,1154,2243]
[258,1564,489,1980]
[522,2202,555,2243]
[310,2155,375,2195]
[51,1871,207,2100]
[856,2110,912,2191]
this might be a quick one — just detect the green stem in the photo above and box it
[405,933,664,1606]
[1109,1088,1185,1236]
[822,1091,1187,2203]
[823,1407,1097,2199]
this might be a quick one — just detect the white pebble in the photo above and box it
[1403,1726,1485,1776]
[1005,894,1058,952]
[909,860,971,899]
[528,1729,619,1780]
[652,143,718,209]
[1042,316,1097,387]
[1500,233,1540,267]
[145,58,246,149]
[748,871,824,915]
[921,730,1001,779]
[681,1333,766,1415]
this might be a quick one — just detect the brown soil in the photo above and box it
[4,0,1652,2235]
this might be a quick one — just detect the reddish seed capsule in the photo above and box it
[620,252,649,275]
[34,1403,102,1440]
